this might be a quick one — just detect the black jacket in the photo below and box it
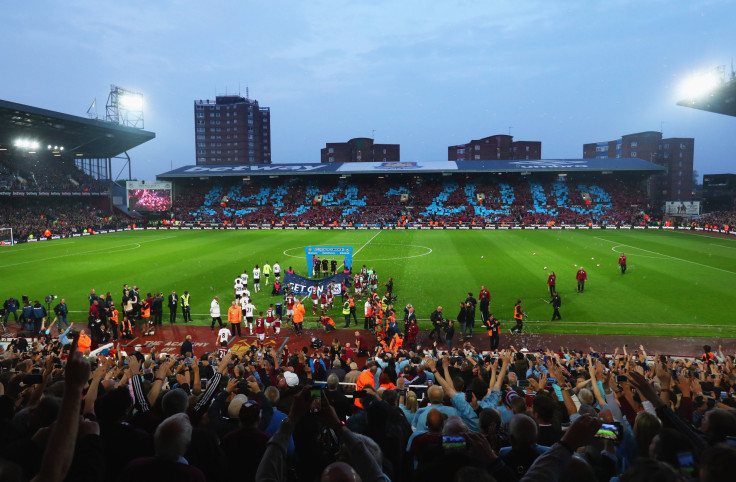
[152,297,163,314]
[181,339,193,356]
[457,306,468,324]
[444,322,455,338]
[552,294,561,308]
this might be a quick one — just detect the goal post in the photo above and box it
[0,227,14,246]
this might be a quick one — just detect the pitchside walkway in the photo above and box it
[2,323,732,358]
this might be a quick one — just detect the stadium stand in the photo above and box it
[169,174,656,227]
[0,155,107,194]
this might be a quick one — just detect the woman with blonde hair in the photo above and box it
[400,390,419,422]
[633,410,662,459]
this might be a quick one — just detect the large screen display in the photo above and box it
[126,181,172,212]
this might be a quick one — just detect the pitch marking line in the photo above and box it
[355,243,433,261]
[710,243,736,250]
[353,229,382,256]
[610,245,665,260]
[594,236,736,275]
[0,243,142,268]
[0,235,179,268]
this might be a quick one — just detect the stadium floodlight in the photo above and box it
[679,69,723,100]
[119,93,144,111]
[14,139,41,149]
[106,85,145,129]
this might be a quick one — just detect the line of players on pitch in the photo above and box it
[222,264,388,349]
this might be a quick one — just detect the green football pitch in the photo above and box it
[1,229,735,338]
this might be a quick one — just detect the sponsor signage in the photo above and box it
[665,201,700,216]
[158,157,664,179]
[183,164,331,174]
[281,272,349,297]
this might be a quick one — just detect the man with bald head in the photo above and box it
[408,408,445,464]
[320,462,361,482]
[410,385,458,431]
[499,413,549,476]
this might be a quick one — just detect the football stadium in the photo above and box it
[2,78,736,481]
[1,98,734,342]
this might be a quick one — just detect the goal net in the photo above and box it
[0,228,14,247]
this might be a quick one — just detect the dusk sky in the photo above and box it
[2,1,735,181]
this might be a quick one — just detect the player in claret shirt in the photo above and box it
[254,312,267,349]
[326,282,335,309]
[354,274,363,300]
[320,291,329,315]
[267,304,281,338]
[284,291,295,325]
[309,285,319,315]
[369,271,378,292]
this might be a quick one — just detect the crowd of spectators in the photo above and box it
[694,211,736,231]
[170,174,658,227]
[0,199,123,242]
[1,318,735,481]
[0,156,107,193]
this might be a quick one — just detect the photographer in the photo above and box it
[53,298,70,334]
[429,306,444,343]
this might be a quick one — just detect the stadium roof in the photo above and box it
[157,158,666,179]
[677,77,736,117]
[0,99,155,158]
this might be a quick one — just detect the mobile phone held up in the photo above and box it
[595,422,623,443]
[310,388,322,413]
[442,435,467,452]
